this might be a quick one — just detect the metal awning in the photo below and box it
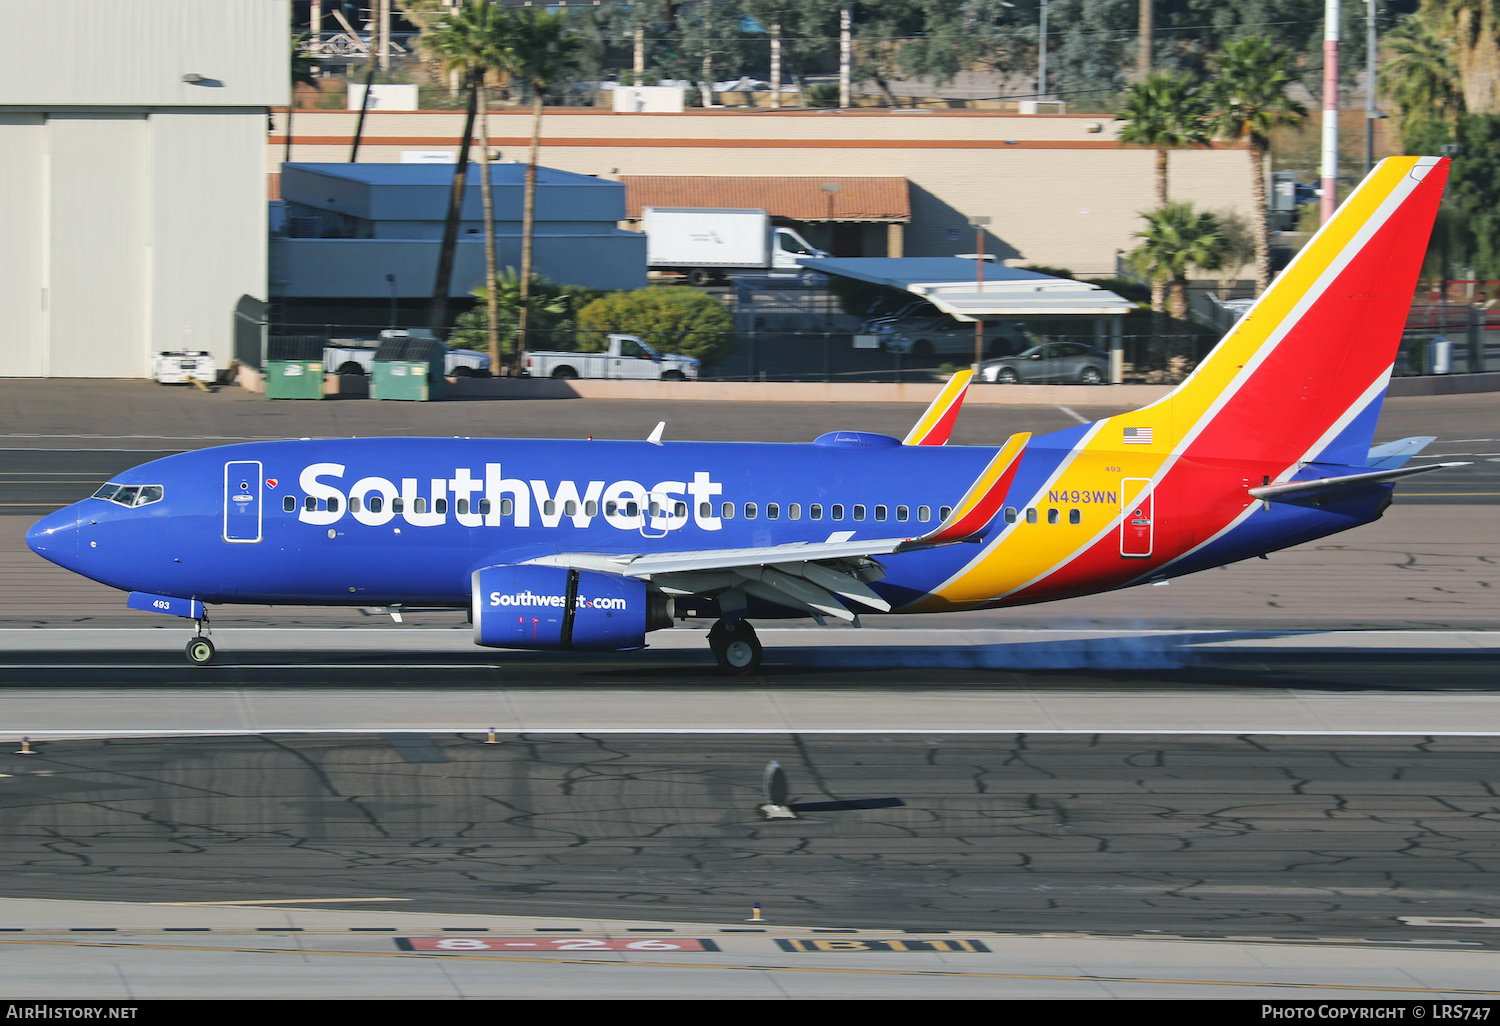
[805,257,1135,322]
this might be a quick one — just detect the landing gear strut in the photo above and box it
[185,616,214,666]
[709,619,761,675]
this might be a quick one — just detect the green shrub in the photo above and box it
[576,287,735,365]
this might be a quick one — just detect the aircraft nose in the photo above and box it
[26,505,82,567]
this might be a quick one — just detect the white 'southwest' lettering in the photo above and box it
[297,464,724,533]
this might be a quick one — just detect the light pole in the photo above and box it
[821,182,841,253]
[969,215,991,369]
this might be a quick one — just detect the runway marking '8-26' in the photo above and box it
[776,939,990,953]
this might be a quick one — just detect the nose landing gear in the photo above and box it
[709,619,762,675]
[185,617,214,665]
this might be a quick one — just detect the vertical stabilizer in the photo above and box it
[1110,156,1448,467]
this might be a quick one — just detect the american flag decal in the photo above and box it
[1123,427,1153,444]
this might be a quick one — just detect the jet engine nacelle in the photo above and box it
[471,564,669,651]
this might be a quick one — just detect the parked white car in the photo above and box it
[324,335,492,377]
[524,333,700,380]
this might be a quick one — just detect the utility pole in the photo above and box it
[1321,0,1340,223]
[633,26,645,85]
[839,3,851,108]
[1365,0,1378,175]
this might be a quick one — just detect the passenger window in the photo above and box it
[501,498,514,516]
[350,496,362,513]
[414,498,428,514]
[874,505,887,521]
[283,496,295,513]
[369,496,383,513]
[896,505,908,522]
[810,503,823,520]
[1004,506,1017,523]
[457,498,468,515]
[543,500,557,516]
[674,501,687,518]
[304,496,316,512]
[647,501,660,517]
[699,502,711,518]
[918,505,930,522]
[1047,508,1059,525]
[605,500,617,516]
[744,502,758,519]
[435,498,447,515]
[479,499,491,515]
[767,503,779,520]
[625,501,639,517]
[831,504,844,520]
[1025,507,1037,524]
[788,503,801,520]
[586,500,598,517]
[853,504,866,521]
[721,502,735,519]
[392,498,405,513]
[563,500,576,516]
[327,495,339,513]
[940,506,953,521]
[93,484,120,500]
[1069,508,1081,525]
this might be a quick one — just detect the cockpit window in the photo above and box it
[90,482,163,507]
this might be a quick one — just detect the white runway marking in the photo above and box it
[1056,406,1089,424]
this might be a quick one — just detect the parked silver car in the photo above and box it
[877,315,1027,359]
[980,342,1109,384]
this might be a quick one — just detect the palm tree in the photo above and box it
[422,1,507,357]
[1380,8,1465,152]
[1129,203,1228,324]
[1207,36,1307,294]
[1116,70,1210,313]
[498,9,583,371]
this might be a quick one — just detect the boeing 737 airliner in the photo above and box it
[27,157,1466,673]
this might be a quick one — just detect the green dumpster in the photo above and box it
[264,359,325,399]
[262,336,328,400]
[371,337,446,401]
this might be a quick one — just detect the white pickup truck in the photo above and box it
[524,334,700,380]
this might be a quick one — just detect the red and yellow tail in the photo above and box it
[1107,155,1449,467]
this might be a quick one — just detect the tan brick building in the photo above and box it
[271,108,1258,278]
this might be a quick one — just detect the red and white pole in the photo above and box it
[1321,0,1340,223]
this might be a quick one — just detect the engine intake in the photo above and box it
[472,564,669,651]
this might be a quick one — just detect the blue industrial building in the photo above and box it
[270,162,646,329]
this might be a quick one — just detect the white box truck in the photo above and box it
[643,207,826,284]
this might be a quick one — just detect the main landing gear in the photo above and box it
[709,619,762,675]
[185,617,214,666]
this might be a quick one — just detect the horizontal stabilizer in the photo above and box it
[1366,435,1437,469]
[1249,461,1469,505]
